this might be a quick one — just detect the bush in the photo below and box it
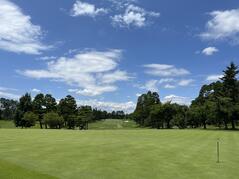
[44,112,64,129]
[22,112,38,128]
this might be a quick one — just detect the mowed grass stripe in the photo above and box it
[0,129,239,179]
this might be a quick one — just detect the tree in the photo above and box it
[18,93,32,113]
[133,91,160,126]
[44,112,64,129]
[58,95,77,129]
[45,94,57,112]
[220,62,239,129]
[22,112,38,128]
[77,106,93,130]
[14,110,24,127]
[32,93,45,129]
[0,98,18,120]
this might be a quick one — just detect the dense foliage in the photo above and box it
[0,93,127,129]
[132,62,239,130]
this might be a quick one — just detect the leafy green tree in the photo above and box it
[14,93,33,128]
[14,110,24,127]
[134,91,160,126]
[45,94,57,112]
[149,104,164,129]
[0,98,18,120]
[44,112,64,129]
[18,93,32,113]
[22,112,38,128]
[32,93,45,129]
[58,95,77,128]
[77,106,93,130]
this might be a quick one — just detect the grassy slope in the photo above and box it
[0,129,239,179]
[89,119,139,129]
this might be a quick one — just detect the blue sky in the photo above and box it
[0,0,239,112]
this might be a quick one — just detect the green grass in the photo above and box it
[89,119,139,129]
[0,129,239,179]
[0,120,15,129]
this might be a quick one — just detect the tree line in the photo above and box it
[0,94,127,129]
[132,62,239,130]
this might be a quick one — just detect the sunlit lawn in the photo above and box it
[0,128,239,179]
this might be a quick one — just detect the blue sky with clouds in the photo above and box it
[0,0,239,112]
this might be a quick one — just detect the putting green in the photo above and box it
[0,129,238,179]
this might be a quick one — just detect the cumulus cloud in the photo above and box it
[144,64,190,77]
[77,99,136,113]
[71,1,107,17]
[206,75,223,82]
[0,0,51,54]
[112,4,160,28]
[20,49,130,96]
[202,47,219,56]
[200,9,239,42]
[163,95,192,106]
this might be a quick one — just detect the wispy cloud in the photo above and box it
[0,86,20,99]
[144,64,190,77]
[140,80,159,92]
[178,79,194,86]
[0,0,51,54]
[206,74,223,82]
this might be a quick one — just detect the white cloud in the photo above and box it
[136,93,141,97]
[141,80,159,92]
[77,99,136,113]
[202,47,219,56]
[20,49,130,96]
[200,9,239,42]
[31,88,41,93]
[112,4,160,28]
[71,1,107,17]
[0,90,20,99]
[144,64,190,77]
[100,70,130,84]
[0,86,17,91]
[206,75,223,82]
[178,79,194,86]
[0,0,51,54]
[163,95,192,106]
[38,56,58,61]
[158,78,175,84]
[164,84,176,89]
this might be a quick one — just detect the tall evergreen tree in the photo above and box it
[32,93,45,129]
[220,62,239,129]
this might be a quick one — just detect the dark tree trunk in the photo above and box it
[224,121,228,130]
[203,121,207,129]
[231,119,235,130]
[39,121,43,129]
